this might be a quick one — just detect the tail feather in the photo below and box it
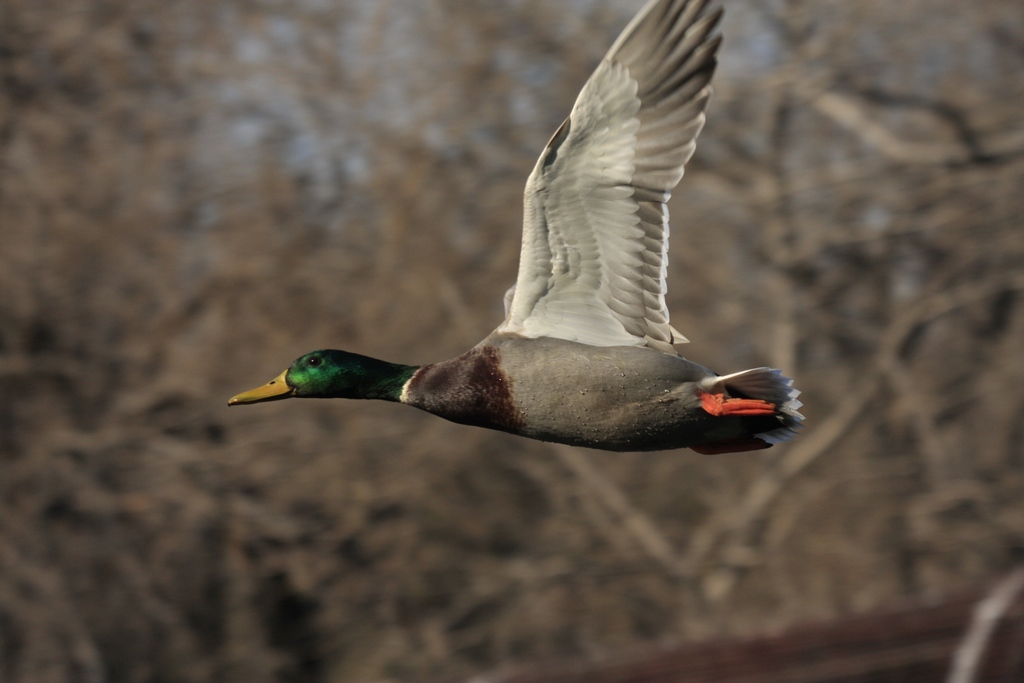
[700,367,804,444]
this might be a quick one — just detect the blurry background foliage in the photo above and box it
[1,0,1023,681]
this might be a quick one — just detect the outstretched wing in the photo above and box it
[497,0,721,354]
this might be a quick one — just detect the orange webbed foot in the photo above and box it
[700,391,777,417]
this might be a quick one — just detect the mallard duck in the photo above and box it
[229,0,803,454]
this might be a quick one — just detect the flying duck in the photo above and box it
[229,0,804,454]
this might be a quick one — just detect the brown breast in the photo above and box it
[404,345,525,433]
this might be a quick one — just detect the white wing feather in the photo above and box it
[498,0,722,354]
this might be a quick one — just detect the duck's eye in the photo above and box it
[307,357,321,367]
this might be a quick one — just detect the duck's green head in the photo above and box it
[228,350,417,405]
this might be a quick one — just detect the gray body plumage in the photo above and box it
[405,335,794,452]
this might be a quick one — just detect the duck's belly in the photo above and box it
[406,335,741,452]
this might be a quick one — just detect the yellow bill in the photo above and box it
[228,369,294,405]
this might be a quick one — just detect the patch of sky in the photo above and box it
[423,123,450,152]
[470,124,500,146]
[916,43,953,93]
[861,204,892,234]
[296,0,333,11]
[284,132,317,169]
[230,115,269,149]
[522,59,558,89]
[285,130,338,201]
[891,248,925,302]
[718,8,784,79]
[966,37,996,83]
[237,33,271,65]
[268,16,300,48]
[509,93,541,129]
[341,147,370,182]
[493,45,522,75]
[495,43,558,90]
[337,5,440,136]
[335,10,372,74]
[569,0,609,13]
